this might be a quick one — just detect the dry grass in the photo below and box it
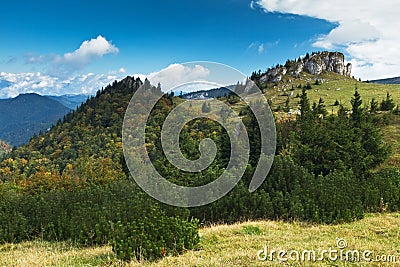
[1,213,400,266]
[0,241,114,267]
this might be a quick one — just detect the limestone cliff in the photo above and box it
[259,51,352,83]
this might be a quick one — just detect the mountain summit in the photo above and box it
[0,93,71,146]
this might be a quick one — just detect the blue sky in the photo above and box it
[0,0,397,97]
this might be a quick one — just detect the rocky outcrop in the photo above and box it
[121,76,143,89]
[260,66,287,83]
[260,51,352,83]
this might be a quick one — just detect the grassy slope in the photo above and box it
[1,213,400,266]
[262,72,400,113]
[381,115,400,167]
[237,72,400,168]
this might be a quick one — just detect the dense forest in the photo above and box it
[0,66,399,261]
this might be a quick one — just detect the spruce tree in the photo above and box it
[316,98,327,117]
[370,98,379,113]
[350,90,363,126]
[380,92,395,111]
[299,88,310,119]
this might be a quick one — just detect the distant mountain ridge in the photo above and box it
[47,94,89,109]
[0,93,71,146]
[371,77,400,84]
[182,86,234,99]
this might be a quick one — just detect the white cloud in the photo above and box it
[250,0,257,9]
[0,70,127,98]
[148,63,211,92]
[25,35,119,69]
[248,42,256,49]
[0,36,126,98]
[256,0,400,79]
[62,35,119,66]
[0,63,211,98]
[0,63,213,98]
[258,44,264,54]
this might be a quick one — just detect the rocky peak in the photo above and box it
[121,76,143,89]
[303,51,352,76]
[259,51,352,83]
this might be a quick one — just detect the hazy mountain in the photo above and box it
[47,94,89,109]
[370,77,400,84]
[0,93,71,146]
[182,86,234,99]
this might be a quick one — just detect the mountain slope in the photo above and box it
[2,77,142,178]
[0,93,71,146]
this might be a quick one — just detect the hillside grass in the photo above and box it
[1,213,400,266]
[381,114,400,168]
[262,72,400,113]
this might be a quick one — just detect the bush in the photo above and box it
[0,181,200,261]
[111,216,199,261]
[0,186,28,243]
[363,168,400,212]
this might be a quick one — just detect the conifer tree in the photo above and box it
[380,92,395,111]
[370,98,379,113]
[299,88,310,119]
[350,90,363,126]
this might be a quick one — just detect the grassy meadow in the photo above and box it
[1,213,400,266]
[262,72,400,113]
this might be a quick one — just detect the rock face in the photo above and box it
[260,51,352,83]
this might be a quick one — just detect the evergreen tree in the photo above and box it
[315,98,327,117]
[350,90,363,126]
[299,88,310,119]
[370,98,379,113]
[284,97,290,112]
[380,92,395,111]
[201,102,211,113]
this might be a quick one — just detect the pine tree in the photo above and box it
[350,90,363,126]
[380,92,395,111]
[299,88,310,119]
[370,98,379,113]
[201,102,211,113]
[315,98,327,117]
[284,97,290,112]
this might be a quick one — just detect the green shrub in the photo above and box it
[111,216,199,261]
[0,181,200,262]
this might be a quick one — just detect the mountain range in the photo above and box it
[0,51,399,147]
[182,86,234,99]
[0,93,87,146]
[371,76,400,84]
